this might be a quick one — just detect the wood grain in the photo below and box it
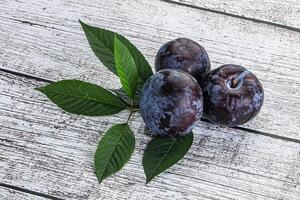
[1,0,300,199]
[0,186,46,200]
[0,0,299,139]
[0,71,300,199]
[166,0,300,30]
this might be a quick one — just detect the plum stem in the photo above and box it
[230,78,238,88]
[228,70,250,89]
[237,70,250,80]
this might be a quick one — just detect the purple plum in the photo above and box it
[140,69,203,136]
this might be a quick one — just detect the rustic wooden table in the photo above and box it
[0,0,300,199]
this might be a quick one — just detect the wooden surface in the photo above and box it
[0,186,46,200]
[0,0,299,199]
[166,0,300,30]
[1,0,300,140]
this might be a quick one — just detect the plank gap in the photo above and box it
[0,183,62,200]
[0,67,54,83]
[202,118,300,144]
[1,67,299,144]
[162,0,300,33]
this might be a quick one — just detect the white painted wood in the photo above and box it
[0,187,45,200]
[1,71,300,199]
[167,0,300,29]
[0,0,299,139]
[0,0,300,199]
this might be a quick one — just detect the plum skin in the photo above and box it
[139,69,203,137]
[155,38,211,84]
[202,64,264,126]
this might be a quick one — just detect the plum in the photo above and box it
[139,69,203,137]
[202,64,264,126]
[155,38,210,84]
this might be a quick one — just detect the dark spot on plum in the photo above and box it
[160,82,174,96]
[159,114,171,130]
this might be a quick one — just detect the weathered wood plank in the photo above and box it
[0,0,299,139]
[0,186,46,200]
[166,0,300,30]
[0,71,300,199]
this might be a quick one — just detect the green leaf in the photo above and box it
[94,123,135,183]
[113,76,147,107]
[79,20,116,74]
[79,20,153,82]
[142,132,194,183]
[114,35,138,99]
[36,80,126,116]
[117,36,153,82]
[113,88,140,108]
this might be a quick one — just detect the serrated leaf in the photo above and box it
[94,123,135,183]
[79,20,153,82]
[143,132,193,183]
[36,80,126,116]
[114,35,138,99]
[79,20,116,74]
[117,36,153,82]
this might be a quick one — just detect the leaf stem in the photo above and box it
[126,109,139,123]
[126,111,135,123]
[130,100,134,109]
[131,108,140,112]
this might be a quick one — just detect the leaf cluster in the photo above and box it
[36,20,193,183]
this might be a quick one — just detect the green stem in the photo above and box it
[126,111,134,123]
[126,109,139,123]
[126,100,139,123]
[131,108,140,112]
